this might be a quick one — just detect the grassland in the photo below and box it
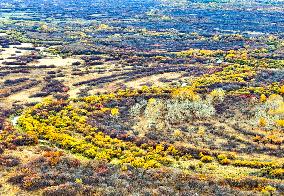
[1,0,284,195]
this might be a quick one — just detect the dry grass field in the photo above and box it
[1,0,284,195]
